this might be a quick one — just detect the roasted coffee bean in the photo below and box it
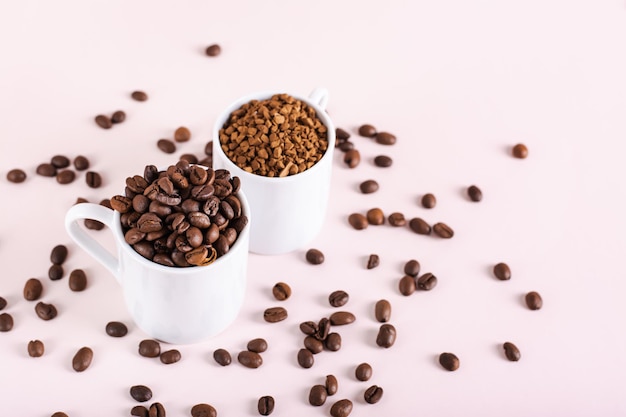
[50,155,70,168]
[364,385,383,404]
[247,338,268,353]
[359,179,379,194]
[376,324,396,348]
[335,127,351,141]
[299,321,318,336]
[51,412,69,417]
[399,275,416,296]
[174,126,191,142]
[493,262,511,280]
[263,307,288,323]
[409,217,431,234]
[213,348,232,366]
[35,301,57,320]
[189,165,209,185]
[131,405,149,417]
[329,311,355,326]
[328,290,349,307]
[525,291,543,310]
[257,396,275,416]
[0,313,13,332]
[373,155,392,167]
[343,149,360,168]
[160,349,181,364]
[157,139,176,154]
[358,124,377,137]
[316,317,330,341]
[0,297,6,310]
[131,90,148,101]
[325,332,342,351]
[69,269,87,292]
[50,244,68,264]
[366,208,385,225]
[272,282,291,301]
[191,403,217,417]
[338,141,354,152]
[375,299,391,323]
[439,352,460,371]
[86,171,102,188]
[95,114,113,129]
[132,194,150,213]
[417,272,437,291]
[421,193,436,208]
[330,399,353,417]
[47,264,63,281]
[24,278,43,301]
[105,321,128,337]
[403,259,420,277]
[111,195,133,213]
[72,155,90,171]
[433,222,454,238]
[205,44,221,56]
[467,185,482,202]
[348,213,368,230]
[7,168,26,183]
[56,169,76,184]
[72,346,93,372]
[27,340,44,357]
[36,163,57,177]
[355,362,373,381]
[130,385,153,402]
[503,342,521,361]
[305,248,325,265]
[304,335,324,354]
[325,374,338,396]
[149,402,166,417]
[138,339,161,358]
[138,213,163,233]
[388,212,406,227]
[111,110,126,124]
[375,131,396,145]
[512,143,528,158]
[367,254,380,269]
[297,348,314,368]
[238,350,263,368]
[309,384,327,406]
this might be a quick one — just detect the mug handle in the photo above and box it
[65,203,120,279]
[308,88,329,110]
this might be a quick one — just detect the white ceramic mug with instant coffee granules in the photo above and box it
[64,186,250,345]
[212,88,336,255]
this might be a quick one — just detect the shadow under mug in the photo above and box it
[212,88,336,255]
[64,189,251,345]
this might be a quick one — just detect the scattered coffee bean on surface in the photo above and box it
[131,90,148,101]
[149,402,166,417]
[376,324,396,348]
[86,171,102,188]
[317,318,330,341]
[366,208,385,225]
[358,124,377,137]
[6,169,26,183]
[309,384,327,406]
[512,143,528,158]
[35,302,57,320]
[305,248,325,265]
[374,299,391,323]
[111,110,126,124]
[525,291,543,310]
[73,155,90,171]
[355,362,373,381]
[348,213,368,230]
[330,399,353,417]
[493,263,511,281]
[299,321,318,336]
[409,217,431,234]
[50,244,68,265]
[138,339,161,358]
[0,297,6,310]
[23,278,43,301]
[263,306,288,323]
[359,179,379,194]
[56,169,76,184]
[160,349,181,364]
[364,385,384,404]
[367,254,380,269]
[191,403,217,417]
[72,346,93,372]
[399,275,416,296]
[272,282,292,301]
[339,142,354,153]
[325,375,338,396]
[336,127,351,141]
[213,348,232,366]
[69,269,87,292]
[343,149,360,168]
[157,139,176,154]
[304,335,324,354]
[325,332,342,351]
[0,313,14,332]
[27,340,45,357]
[329,311,355,326]
[404,259,420,277]
[439,352,460,371]
[51,155,70,169]
[130,405,149,417]
[174,126,191,142]
[130,385,153,402]
[247,338,268,353]
[421,193,436,209]
[375,132,396,145]
[51,412,69,417]
[105,321,128,337]
[257,396,275,416]
[238,350,263,368]
[297,348,314,368]
[388,212,406,227]
[417,273,437,291]
[36,163,57,177]
[433,222,454,238]
[205,44,221,56]
[373,155,392,167]
[95,114,113,129]
[503,342,521,361]
[329,290,349,307]
[467,185,482,202]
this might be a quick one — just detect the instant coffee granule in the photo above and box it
[219,94,328,177]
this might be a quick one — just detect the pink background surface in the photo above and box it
[1,1,626,416]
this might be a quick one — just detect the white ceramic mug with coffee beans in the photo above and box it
[64,190,250,344]
[212,88,336,255]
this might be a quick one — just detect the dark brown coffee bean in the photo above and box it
[0,313,13,332]
[205,44,221,56]
[263,306,288,323]
[359,179,379,194]
[106,321,128,337]
[316,317,330,341]
[388,212,406,227]
[325,375,338,396]
[110,110,125,124]
[512,143,528,158]
[309,384,327,406]
[375,131,396,145]
[409,217,431,234]
[247,338,268,353]
[138,339,161,358]
[439,352,460,371]
[330,399,353,417]
[355,362,373,381]
[50,244,68,265]
[367,254,380,269]
[324,332,342,351]
[72,346,93,372]
[399,275,416,296]
[130,385,153,402]
[7,168,27,183]
[131,90,148,101]
[421,193,436,208]
[95,114,113,129]
[0,297,6,310]
[403,259,420,277]
[493,262,511,281]
[467,185,482,202]
[297,348,314,368]
[503,342,521,361]
[47,264,62,281]
[130,405,149,417]
[348,213,368,230]
[335,127,351,141]
[328,290,349,307]
[27,340,44,357]
[305,248,325,265]
[36,163,57,177]
[50,155,70,168]
[138,213,163,233]
[272,282,291,301]
[338,141,354,152]
[358,124,377,137]
[157,138,176,154]
[417,272,437,291]
[525,291,543,310]
[160,349,181,364]
[343,149,360,168]
[51,412,70,417]
[149,402,166,417]
[433,222,454,238]
[299,321,318,336]
[111,195,133,213]
[213,348,231,366]
[366,208,385,225]
[329,311,355,326]
[238,350,263,368]
[257,396,274,416]
[191,403,217,417]
[174,126,191,142]
[85,171,102,188]
[71,155,89,171]
[304,335,324,354]
[35,301,57,320]
[56,169,76,184]
[375,299,391,323]
[376,324,396,348]
[24,278,43,301]
[364,385,383,404]
[373,155,392,167]
[69,269,87,292]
